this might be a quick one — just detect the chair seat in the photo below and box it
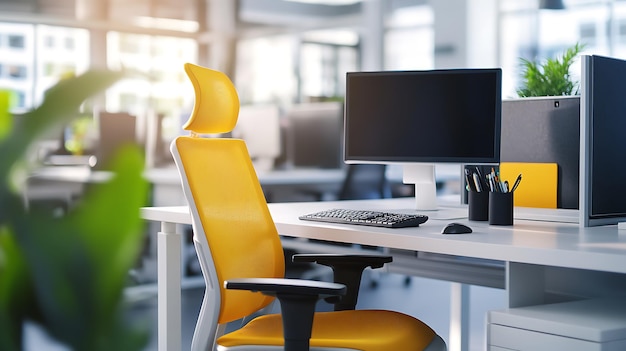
[218,309,436,351]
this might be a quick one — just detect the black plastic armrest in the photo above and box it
[225,278,346,351]
[292,254,392,310]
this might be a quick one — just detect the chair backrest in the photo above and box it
[171,63,285,330]
[338,164,391,200]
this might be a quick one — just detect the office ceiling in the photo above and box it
[0,0,425,33]
[0,0,200,22]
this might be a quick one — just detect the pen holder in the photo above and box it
[468,191,489,221]
[489,191,514,226]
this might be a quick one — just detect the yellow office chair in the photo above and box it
[171,62,447,351]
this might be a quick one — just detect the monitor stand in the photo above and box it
[402,164,437,211]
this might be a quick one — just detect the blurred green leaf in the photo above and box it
[12,146,149,351]
[0,226,32,351]
[0,67,149,351]
[0,90,12,141]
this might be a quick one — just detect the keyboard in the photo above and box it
[299,208,428,228]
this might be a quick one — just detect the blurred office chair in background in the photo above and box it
[299,164,390,202]
[338,164,391,200]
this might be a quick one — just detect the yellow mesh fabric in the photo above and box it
[175,136,285,323]
[218,309,436,351]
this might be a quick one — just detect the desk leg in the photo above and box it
[158,221,183,351]
[449,282,470,351]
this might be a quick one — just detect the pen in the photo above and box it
[511,173,522,192]
[473,173,483,192]
[475,166,485,189]
[490,168,499,192]
[486,174,494,192]
[465,169,476,192]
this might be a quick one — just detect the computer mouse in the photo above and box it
[441,222,473,234]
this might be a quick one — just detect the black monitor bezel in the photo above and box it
[343,68,503,165]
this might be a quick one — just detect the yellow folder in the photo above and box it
[499,162,558,209]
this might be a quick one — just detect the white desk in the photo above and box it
[141,197,626,351]
[24,166,347,207]
[26,166,346,188]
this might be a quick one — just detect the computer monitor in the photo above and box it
[580,55,626,227]
[286,101,344,169]
[95,111,138,170]
[232,104,281,172]
[345,68,502,210]
[142,111,172,168]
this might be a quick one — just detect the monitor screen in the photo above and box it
[344,68,502,164]
[580,55,626,226]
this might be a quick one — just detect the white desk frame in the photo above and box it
[141,198,626,351]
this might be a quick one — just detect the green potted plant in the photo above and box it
[517,42,584,97]
[0,71,150,350]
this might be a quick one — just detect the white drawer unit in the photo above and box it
[488,297,626,351]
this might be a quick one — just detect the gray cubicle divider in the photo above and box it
[500,96,580,209]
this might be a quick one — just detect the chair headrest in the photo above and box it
[182,63,240,135]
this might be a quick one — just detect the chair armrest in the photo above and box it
[226,278,346,351]
[292,254,392,310]
[225,277,346,297]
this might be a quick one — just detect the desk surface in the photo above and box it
[141,198,626,275]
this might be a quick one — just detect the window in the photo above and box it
[34,25,89,106]
[7,65,26,79]
[580,22,597,46]
[384,5,434,70]
[44,35,55,48]
[64,36,74,50]
[235,35,295,105]
[498,0,626,98]
[13,91,25,109]
[106,31,197,139]
[8,34,24,48]
[300,40,358,101]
